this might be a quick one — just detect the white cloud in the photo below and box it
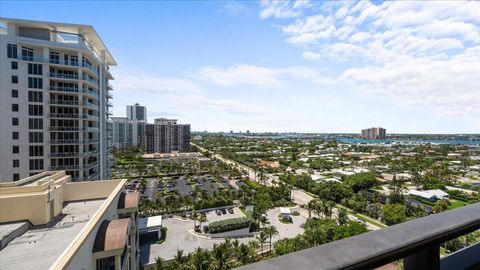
[112,68,272,116]
[196,64,334,87]
[220,1,245,16]
[258,1,480,118]
[259,0,310,19]
[196,64,283,88]
[340,47,480,117]
[348,32,371,43]
[301,51,321,60]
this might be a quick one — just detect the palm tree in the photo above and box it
[256,231,267,256]
[213,243,228,270]
[337,207,348,226]
[323,201,335,219]
[309,199,323,218]
[232,239,240,259]
[155,257,165,270]
[307,200,317,219]
[237,243,251,265]
[198,214,207,232]
[223,238,232,252]
[169,249,188,270]
[192,211,199,230]
[192,247,212,270]
[264,225,279,254]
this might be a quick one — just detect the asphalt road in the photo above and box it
[193,143,385,231]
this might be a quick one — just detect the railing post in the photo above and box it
[404,244,440,270]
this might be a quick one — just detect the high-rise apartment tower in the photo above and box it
[361,127,386,140]
[0,18,115,182]
[146,118,191,153]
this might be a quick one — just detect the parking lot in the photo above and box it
[140,217,254,264]
[197,177,219,195]
[143,175,236,199]
[205,206,245,224]
[140,206,306,265]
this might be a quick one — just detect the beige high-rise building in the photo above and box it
[0,18,115,182]
[0,171,139,270]
[361,127,386,140]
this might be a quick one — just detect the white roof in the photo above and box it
[324,178,342,183]
[279,207,291,214]
[0,17,116,65]
[409,189,449,199]
[139,215,162,230]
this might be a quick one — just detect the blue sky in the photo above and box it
[2,1,479,133]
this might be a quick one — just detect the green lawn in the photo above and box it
[448,199,468,210]
[406,195,468,210]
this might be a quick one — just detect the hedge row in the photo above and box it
[208,217,252,234]
[194,198,232,210]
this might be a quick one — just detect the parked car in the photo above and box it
[228,208,234,214]
[215,210,222,215]
[221,209,227,214]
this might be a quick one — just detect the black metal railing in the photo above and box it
[236,202,480,270]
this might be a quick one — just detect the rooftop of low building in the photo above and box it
[0,199,104,270]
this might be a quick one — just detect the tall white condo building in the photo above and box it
[0,18,115,182]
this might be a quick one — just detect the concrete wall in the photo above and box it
[208,227,254,239]
[66,189,122,270]
[64,180,123,201]
[0,184,63,225]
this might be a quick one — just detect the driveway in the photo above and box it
[140,217,254,264]
[291,187,314,206]
[266,207,306,242]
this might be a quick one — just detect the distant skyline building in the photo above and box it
[127,102,146,121]
[0,18,115,182]
[146,118,190,153]
[361,127,386,140]
[111,103,147,149]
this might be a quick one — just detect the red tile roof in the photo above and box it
[93,218,130,253]
[117,191,140,210]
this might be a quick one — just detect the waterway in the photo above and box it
[336,138,480,145]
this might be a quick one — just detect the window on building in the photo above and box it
[28,105,43,116]
[28,91,43,102]
[7,44,18,59]
[11,75,18,84]
[11,61,18,70]
[28,63,43,75]
[13,146,19,154]
[28,77,43,89]
[13,174,20,181]
[28,132,43,143]
[12,104,19,112]
[70,55,79,66]
[11,89,18,98]
[29,159,44,170]
[12,132,19,140]
[13,160,19,168]
[28,118,43,129]
[49,52,59,64]
[29,146,44,156]
[21,46,34,61]
[12,118,19,126]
